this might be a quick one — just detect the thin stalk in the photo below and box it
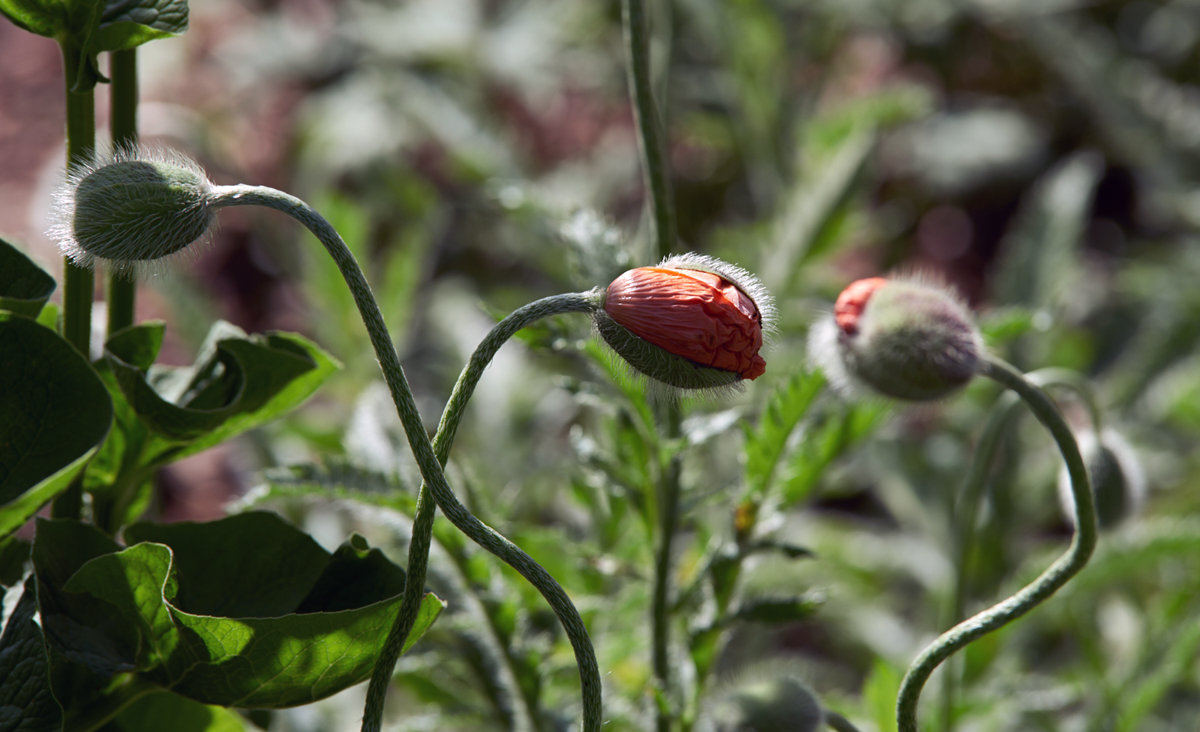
[53,41,96,520]
[651,407,682,732]
[622,0,676,261]
[896,355,1098,732]
[938,367,1100,729]
[363,291,601,732]
[622,3,685,728]
[938,390,1022,731]
[206,185,602,732]
[107,48,139,336]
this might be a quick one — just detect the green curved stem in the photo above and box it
[896,354,1098,732]
[622,0,676,261]
[939,367,1102,728]
[363,291,601,732]
[208,185,603,732]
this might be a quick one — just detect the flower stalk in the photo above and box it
[106,48,139,336]
[363,290,602,732]
[52,39,96,521]
[200,185,603,732]
[896,354,1098,731]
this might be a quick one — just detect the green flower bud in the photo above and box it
[813,276,983,401]
[1059,428,1146,529]
[708,669,824,732]
[49,147,216,276]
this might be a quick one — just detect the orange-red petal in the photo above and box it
[835,277,887,337]
[604,266,766,379]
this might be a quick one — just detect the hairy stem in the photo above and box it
[896,355,1098,732]
[208,185,602,732]
[365,291,601,732]
[106,48,139,337]
[52,41,96,521]
[623,3,685,728]
[622,0,676,261]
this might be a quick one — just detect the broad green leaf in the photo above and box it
[35,512,444,711]
[0,0,60,37]
[109,691,246,732]
[91,0,188,54]
[0,0,188,90]
[0,577,62,731]
[0,238,55,318]
[103,321,339,465]
[0,314,112,539]
[123,512,332,618]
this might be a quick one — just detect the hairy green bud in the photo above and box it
[49,148,216,276]
[813,276,983,401]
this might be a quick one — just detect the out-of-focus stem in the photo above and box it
[897,355,1098,731]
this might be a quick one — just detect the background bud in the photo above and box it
[1059,427,1146,529]
[814,276,983,401]
[707,667,824,732]
[596,253,773,390]
[49,147,216,275]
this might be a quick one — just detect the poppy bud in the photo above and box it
[813,276,982,401]
[709,669,824,732]
[49,147,217,276]
[1058,428,1145,529]
[594,253,773,390]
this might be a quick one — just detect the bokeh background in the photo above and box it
[4,1,1200,730]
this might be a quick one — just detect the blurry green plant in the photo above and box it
[7,0,1200,731]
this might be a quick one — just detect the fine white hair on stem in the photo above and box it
[47,145,217,279]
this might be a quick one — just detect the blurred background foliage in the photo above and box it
[8,0,1200,729]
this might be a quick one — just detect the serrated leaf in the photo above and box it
[0,314,112,540]
[0,238,55,318]
[742,369,825,500]
[34,512,443,711]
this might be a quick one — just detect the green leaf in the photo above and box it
[103,321,339,465]
[91,0,189,54]
[108,691,247,732]
[0,238,55,318]
[0,0,61,37]
[993,151,1103,310]
[742,369,825,500]
[0,0,188,90]
[34,512,444,711]
[0,314,112,540]
[0,577,62,731]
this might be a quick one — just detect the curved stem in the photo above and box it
[622,0,676,261]
[208,185,603,732]
[364,291,601,732]
[896,354,1098,732]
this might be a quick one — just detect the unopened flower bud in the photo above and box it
[1059,428,1145,529]
[594,253,773,390]
[49,147,216,275]
[813,276,983,401]
[709,670,824,732]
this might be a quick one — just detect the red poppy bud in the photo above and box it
[813,275,982,401]
[595,254,772,390]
